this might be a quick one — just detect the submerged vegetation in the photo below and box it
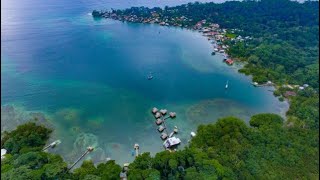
[1,0,319,179]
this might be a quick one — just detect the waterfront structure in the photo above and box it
[68,146,94,171]
[163,137,181,149]
[1,149,7,160]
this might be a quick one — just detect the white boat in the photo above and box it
[190,132,196,137]
[225,80,229,89]
[169,132,175,138]
[163,137,181,149]
[147,72,153,80]
[252,82,259,86]
[147,75,153,80]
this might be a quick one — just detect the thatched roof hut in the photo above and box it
[160,109,167,115]
[152,107,158,114]
[158,125,165,132]
[160,133,168,140]
[169,112,176,118]
[155,118,163,125]
[155,112,161,118]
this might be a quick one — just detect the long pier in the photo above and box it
[68,147,94,171]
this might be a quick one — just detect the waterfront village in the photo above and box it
[92,10,311,95]
[92,10,253,66]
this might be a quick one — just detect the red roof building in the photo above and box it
[284,91,297,98]
[226,59,234,65]
[207,32,218,36]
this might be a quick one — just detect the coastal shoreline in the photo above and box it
[1,0,318,178]
[92,11,292,113]
[0,9,291,165]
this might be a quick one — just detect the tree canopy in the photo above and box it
[1,0,319,179]
[1,115,318,179]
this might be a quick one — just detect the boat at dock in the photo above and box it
[252,82,259,86]
[190,132,196,137]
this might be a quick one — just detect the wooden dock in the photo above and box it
[68,146,94,171]
[151,107,179,147]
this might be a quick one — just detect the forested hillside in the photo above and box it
[106,0,319,129]
[111,0,319,89]
[1,0,319,179]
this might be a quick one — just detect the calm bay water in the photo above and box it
[1,0,288,165]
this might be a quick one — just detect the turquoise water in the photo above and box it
[1,0,288,165]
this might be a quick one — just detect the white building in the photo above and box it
[1,149,7,160]
[163,137,181,149]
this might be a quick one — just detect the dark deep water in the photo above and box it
[1,0,288,165]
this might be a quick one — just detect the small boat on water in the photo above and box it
[225,80,229,89]
[211,52,216,55]
[190,132,196,137]
[147,72,153,80]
